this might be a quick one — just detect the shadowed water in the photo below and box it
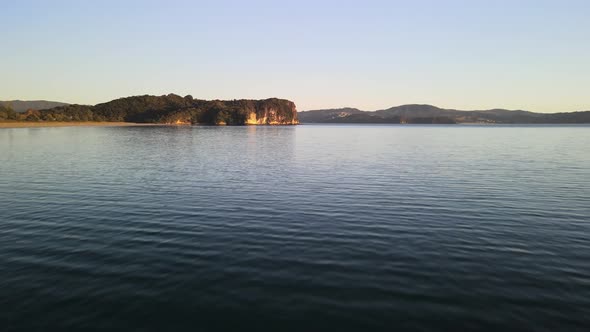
[1,124,589,331]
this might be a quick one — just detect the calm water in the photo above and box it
[1,124,589,331]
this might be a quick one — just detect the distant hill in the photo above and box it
[0,100,69,112]
[299,104,590,124]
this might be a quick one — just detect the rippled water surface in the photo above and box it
[1,124,589,331]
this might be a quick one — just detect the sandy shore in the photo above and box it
[0,122,162,128]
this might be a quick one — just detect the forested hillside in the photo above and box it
[6,94,298,125]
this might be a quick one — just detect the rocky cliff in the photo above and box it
[244,99,299,125]
[30,94,298,125]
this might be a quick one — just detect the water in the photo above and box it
[1,124,589,331]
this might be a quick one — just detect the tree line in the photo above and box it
[0,104,18,121]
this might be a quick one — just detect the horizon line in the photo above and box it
[2,94,589,115]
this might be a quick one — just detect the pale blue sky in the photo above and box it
[2,0,589,112]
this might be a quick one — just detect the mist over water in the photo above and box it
[1,125,589,331]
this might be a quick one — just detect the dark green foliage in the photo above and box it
[92,94,193,122]
[0,104,17,120]
[35,105,94,121]
[18,94,298,125]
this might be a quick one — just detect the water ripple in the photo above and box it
[0,125,589,331]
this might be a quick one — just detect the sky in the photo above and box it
[1,0,589,112]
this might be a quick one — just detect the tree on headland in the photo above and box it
[0,104,17,121]
[24,109,41,121]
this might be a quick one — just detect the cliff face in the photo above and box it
[191,98,298,125]
[245,99,299,125]
[34,94,299,125]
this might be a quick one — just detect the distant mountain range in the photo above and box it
[0,100,69,113]
[299,105,590,124]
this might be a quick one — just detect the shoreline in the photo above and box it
[0,122,165,128]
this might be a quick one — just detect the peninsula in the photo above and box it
[0,94,299,126]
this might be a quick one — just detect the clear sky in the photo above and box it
[2,0,589,112]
